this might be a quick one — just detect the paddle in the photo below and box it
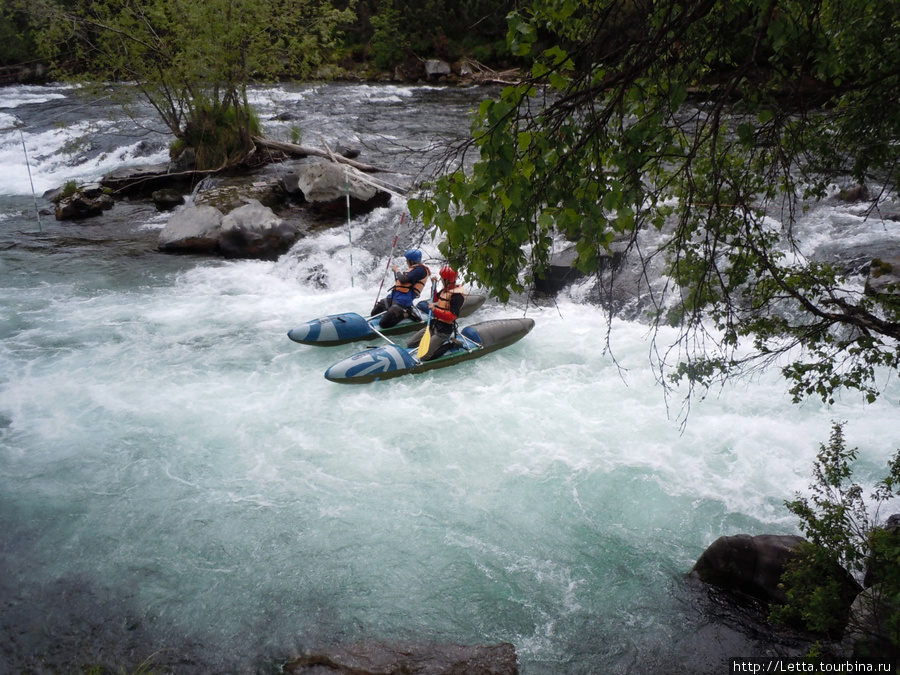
[374,212,405,306]
[417,280,437,359]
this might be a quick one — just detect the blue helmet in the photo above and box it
[405,249,422,263]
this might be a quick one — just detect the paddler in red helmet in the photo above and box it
[409,265,466,361]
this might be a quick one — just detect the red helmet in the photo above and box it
[439,266,458,282]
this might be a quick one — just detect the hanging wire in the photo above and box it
[16,119,42,232]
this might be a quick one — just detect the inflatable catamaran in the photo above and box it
[323,317,535,384]
[287,294,486,346]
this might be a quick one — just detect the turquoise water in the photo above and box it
[2,83,899,673]
[3,224,898,672]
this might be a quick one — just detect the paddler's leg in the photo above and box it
[420,324,453,361]
[371,298,388,316]
[407,328,425,348]
[378,304,407,328]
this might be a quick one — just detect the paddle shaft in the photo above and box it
[417,280,437,359]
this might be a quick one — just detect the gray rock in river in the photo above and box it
[157,204,223,254]
[218,199,302,260]
[158,200,302,260]
[288,161,391,215]
[866,256,900,297]
[690,533,807,603]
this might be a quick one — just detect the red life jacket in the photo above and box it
[433,284,465,324]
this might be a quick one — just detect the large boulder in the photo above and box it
[217,199,301,260]
[533,247,587,295]
[291,162,391,215]
[157,205,224,254]
[690,533,806,603]
[847,584,899,659]
[158,201,302,260]
[282,641,518,674]
[55,193,115,220]
[532,239,630,297]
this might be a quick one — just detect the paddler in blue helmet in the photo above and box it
[371,249,430,328]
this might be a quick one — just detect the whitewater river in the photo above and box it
[1,82,899,673]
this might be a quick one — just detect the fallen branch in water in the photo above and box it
[253,137,396,173]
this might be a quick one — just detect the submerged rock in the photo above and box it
[152,188,185,211]
[676,575,826,670]
[282,640,518,674]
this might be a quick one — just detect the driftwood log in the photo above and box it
[253,137,391,173]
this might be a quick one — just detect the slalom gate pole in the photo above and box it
[346,173,353,287]
[374,212,405,305]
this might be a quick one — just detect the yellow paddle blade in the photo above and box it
[416,327,431,359]
[417,280,437,360]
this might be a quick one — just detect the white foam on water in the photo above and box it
[0,119,170,195]
[0,83,70,109]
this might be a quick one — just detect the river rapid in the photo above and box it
[1,82,899,674]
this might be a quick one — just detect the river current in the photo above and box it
[1,82,899,674]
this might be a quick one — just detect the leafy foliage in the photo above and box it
[346,0,520,62]
[29,0,355,168]
[370,0,408,69]
[770,541,860,636]
[173,103,262,170]
[772,422,900,648]
[409,0,900,405]
[0,0,39,67]
[786,423,872,572]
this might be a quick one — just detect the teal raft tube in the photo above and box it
[323,317,535,384]
[287,294,487,346]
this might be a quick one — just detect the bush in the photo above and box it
[770,541,860,635]
[772,422,900,654]
[174,103,261,171]
[370,0,408,70]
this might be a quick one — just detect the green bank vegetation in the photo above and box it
[25,0,356,169]
[773,423,900,659]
